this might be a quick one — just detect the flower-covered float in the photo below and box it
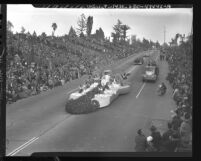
[65,70,131,114]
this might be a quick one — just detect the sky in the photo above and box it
[7,4,193,44]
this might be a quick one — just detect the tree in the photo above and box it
[174,33,180,46]
[80,32,85,38]
[94,28,105,41]
[33,31,37,37]
[7,20,14,32]
[131,35,137,45]
[111,32,117,43]
[120,25,130,41]
[28,46,35,64]
[149,40,154,48]
[179,34,185,44]
[21,26,26,34]
[142,38,150,49]
[40,32,47,42]
[112,19,123,42]
[155,41,160,48]
[86,16,93,36]
[169,33,180,46]
[27,31,31,36]
[68,26,77,37]
[41,32,47,38]
[52,23,57,36]
[77,13,87,37]
[98,28,104,40]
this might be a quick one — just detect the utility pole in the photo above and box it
[164,26,166,44]
[191,14,193,35]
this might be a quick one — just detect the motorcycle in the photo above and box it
[157,85,166,96]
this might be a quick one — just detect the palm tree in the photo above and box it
[52,23,57,37]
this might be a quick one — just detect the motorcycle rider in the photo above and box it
[158,82,167,95]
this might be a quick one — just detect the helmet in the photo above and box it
[147,136,153,142]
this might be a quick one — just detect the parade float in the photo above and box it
[65,70,131,114]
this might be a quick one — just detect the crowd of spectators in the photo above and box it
[134,34,192,152]
[6,31,149,104]
[165,34,192,152]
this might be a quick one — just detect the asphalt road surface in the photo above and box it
[6,50,176,156]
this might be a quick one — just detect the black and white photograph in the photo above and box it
[6,4,192,156]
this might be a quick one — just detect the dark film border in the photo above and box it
[30,152,192,157]
[32,4,193,8]
[2,2,197,160]
[0,4,6,157]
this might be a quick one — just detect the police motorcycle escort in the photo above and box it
[157,82,167,96]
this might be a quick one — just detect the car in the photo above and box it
[146,58,158,66]
[133,57,144,65]
[143,54,150,58]
[148,61,157,67]
[142,65,159,82]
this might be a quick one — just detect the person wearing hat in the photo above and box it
[150,125,162,151]
[134,129,147,152]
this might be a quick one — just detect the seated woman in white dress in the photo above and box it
[101,74,111,86]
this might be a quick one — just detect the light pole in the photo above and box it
[164,26,166,45]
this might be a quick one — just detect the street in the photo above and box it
[6,50,176,156]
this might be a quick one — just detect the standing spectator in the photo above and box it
[150,125,162,151]
[134,129,147,152]
[146,136,157,152]
[179,113,192,147]
[172,88,179,100]
[171,109,183,131]
[169,130,181,152]
[160,122,174,152]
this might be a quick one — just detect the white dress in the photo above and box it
[101,75,110,86]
